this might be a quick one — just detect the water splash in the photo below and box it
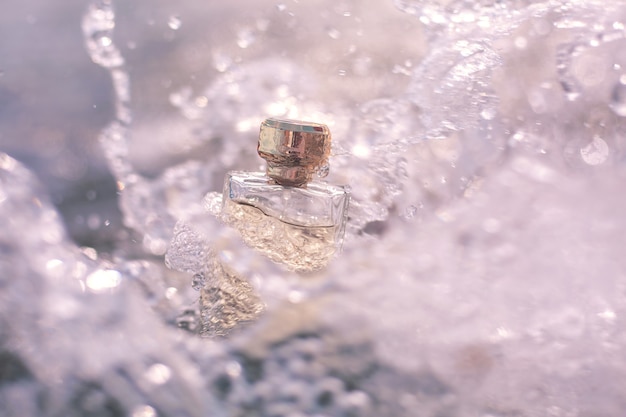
[408,38,502,137]
[48,1,626,416]
[81,0,122,69]
[82,0,133,190]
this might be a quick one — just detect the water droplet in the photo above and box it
[327,28,341,39]
[194,96,208,108]
[191,272,206,290]
[351,143,371,159]
[609,80,626,116]
[580,136,609,166]
[145,363,171,385]
[212,51,233,72]
[392,64,412,76]
[480,107,497,120]
[225,361,242,377]
[99,36,112,47]
[46,259,63,270]
[514,36,528,49]
[276,3,287,12]
[164,287,177,299]
[81,247,98,260]
[86,269,122,292]
[237,28,256,49]
[565,91,581,102]
[167,15,182,30]
[554,18,587,29]
[132,405,157,417]
[597,309,616,322]
[288,290,305,303]
[404,205,417,219]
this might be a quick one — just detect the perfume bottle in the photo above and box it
[221,117,350,272]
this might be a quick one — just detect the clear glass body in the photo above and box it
[221,171,349,271]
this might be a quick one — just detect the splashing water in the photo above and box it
[2,0,626,416]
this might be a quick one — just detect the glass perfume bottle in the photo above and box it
[221,117,350,272]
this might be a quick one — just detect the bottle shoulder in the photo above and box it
[223,171,349,228]
[226,171,349,197]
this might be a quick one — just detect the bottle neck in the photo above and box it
[266,165,311,187]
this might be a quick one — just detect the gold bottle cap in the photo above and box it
[258,117,331,187]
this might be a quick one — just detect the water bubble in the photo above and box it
[276,3,287,12]
[609,80,626,116]
[191,272,206,290]
[167,15,182,30]
[580,136,609,166]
